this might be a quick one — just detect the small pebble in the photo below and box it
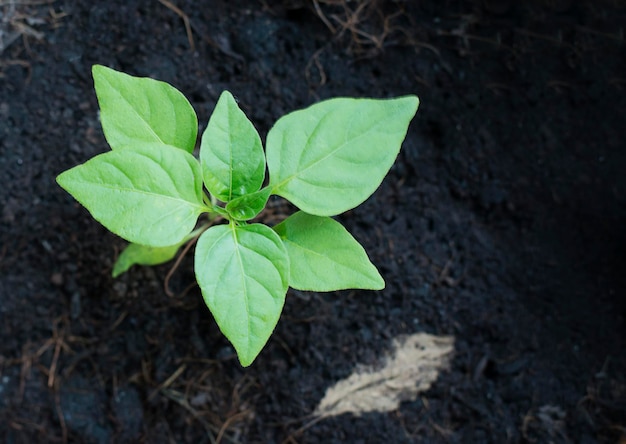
[50,272,64,286]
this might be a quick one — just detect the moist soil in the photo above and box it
[1,1,625,443]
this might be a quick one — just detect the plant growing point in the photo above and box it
[57,65,419,366]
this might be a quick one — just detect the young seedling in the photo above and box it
[57,65,419,366]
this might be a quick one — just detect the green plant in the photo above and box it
[57,65,419,366]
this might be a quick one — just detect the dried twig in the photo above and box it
[161,388,218,443]
[149,364,187,400]
[312,0,335,34]
[164,228,205,297]
[157,0,195,51]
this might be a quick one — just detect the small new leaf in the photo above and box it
[56,143,207,247]
[194,224,289,366]
[92,65,198,153]
[200,91,265,202]
[225,187,271,221]
[274,212,384,291]
[267,96,419,216]
[112,243,182,278]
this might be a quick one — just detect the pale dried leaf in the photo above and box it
[314,333,454,417]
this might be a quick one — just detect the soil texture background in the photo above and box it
[1,1,625,443]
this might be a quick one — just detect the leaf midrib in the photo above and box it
[231,225,251,354]
[103,75,165,145]
[284,238,373,281]
[67,178,207,212]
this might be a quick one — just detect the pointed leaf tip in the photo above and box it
[274,212,384,291]
[200,91,265,202]
[267,95,419,216]
[92,64,198,153]
[57,143,206,247]
[194,224,289,366]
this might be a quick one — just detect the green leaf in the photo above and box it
[274,212,384,291]
[194,223,289,367]
[200,91,265,202]
[112,242,182,278]
[92,65,198,153]
[225,187,271,221]
[267,96,419,216]
[56,143,207,247]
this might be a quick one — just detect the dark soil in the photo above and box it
[1,1,625,443]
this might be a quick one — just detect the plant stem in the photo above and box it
[183,224,211,243]
[202,192,213,208]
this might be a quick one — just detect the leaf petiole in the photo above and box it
[182,224,212,243]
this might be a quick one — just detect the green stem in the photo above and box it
[203,192,231,222]
[183,224,211,243]
[202,192,213,208]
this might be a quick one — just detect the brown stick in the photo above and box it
[157,0,195,51]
